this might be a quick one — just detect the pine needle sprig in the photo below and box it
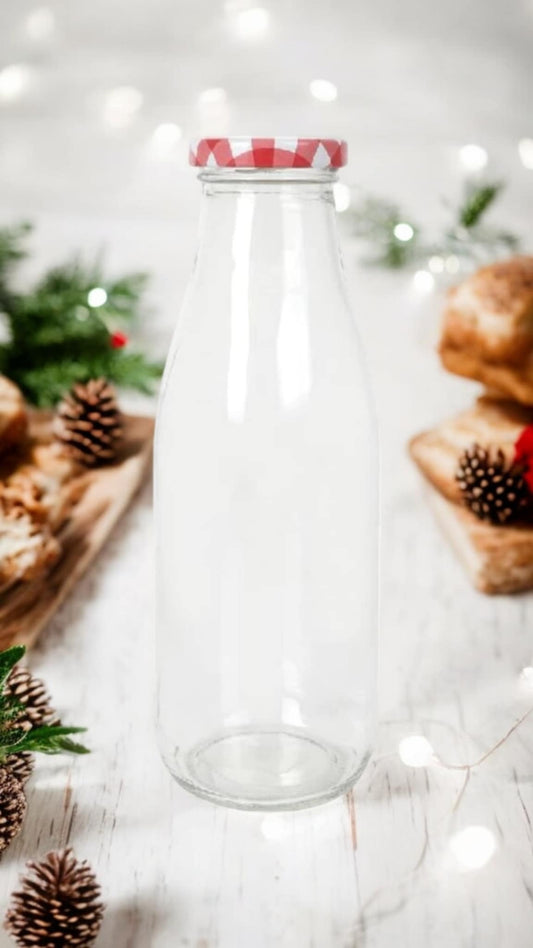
[349,196,421,268]
[458,182,503,228]
[0,646,88,762]
[0,222,32,312]
[0,223,163,406]
[347,179,521,272]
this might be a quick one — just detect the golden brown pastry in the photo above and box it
[0,376,27,457]
[439,256,533,405]
[0,491,60,595]
[409,396,533,504]
[409,395,533,593]
[425,483,533,595]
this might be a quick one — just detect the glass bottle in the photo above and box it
[155,137,378,810]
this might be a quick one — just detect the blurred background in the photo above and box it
[1,0,532,364]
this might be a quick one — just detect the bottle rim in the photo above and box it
[189,137,347,169]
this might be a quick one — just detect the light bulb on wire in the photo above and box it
[518,138,533,170]
[226,3,271,41]
[449,826,497,871]
[0,64,32,102]
[149,123,182,158]
[458,144,488,173]
[102,86,143,128]
[309,79,338,102]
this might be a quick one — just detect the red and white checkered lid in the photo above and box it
[189,137,347,169]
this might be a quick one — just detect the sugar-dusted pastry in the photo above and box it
[5,444,87,533]
[0,376,27,457]
[0,492,60,595]
[409,396,533,504]
[439,256,533,405]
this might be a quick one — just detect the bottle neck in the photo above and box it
[193,168,343,286]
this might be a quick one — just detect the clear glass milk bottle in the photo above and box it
[155,137,378,810]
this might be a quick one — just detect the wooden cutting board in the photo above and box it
[0,412,154,650]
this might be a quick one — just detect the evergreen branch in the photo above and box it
[0,727,27,749]
[346,180,520,271]
[9,725,89,756]
[0,645,90,761]
[458,182,503,229]
[0,222,162,405]
[0,645,25,690]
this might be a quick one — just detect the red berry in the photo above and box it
[514,424,533,492]
[110,331,128,349]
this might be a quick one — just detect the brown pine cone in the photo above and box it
[2,753,34,786]
[54,378,122,467]
[4,666,57,732]
[0,769,26,856]
[5,848,104,947]
[456,443,531,525]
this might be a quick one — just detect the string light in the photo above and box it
[149,123,182,158]
[25,7,55,42]
[229,5,271,40]
[102,86,143,128]
[198,87,227,106]
[445,254,460,274]
[87,287,107,308]
[518,138,533,170]
[413,270,435,293]
[333,182,351,212]
[428,255,445,274]
[309,79,338,102]
[398,735,436,768]
[393,222,414,242]
[449,825,496,871]
[0,64,32,102]
[458,144,488,173]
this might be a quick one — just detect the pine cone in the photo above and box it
[2,753,34,786]
[456,444,531,525]
[5,666,57,732]
[0,769,26,856]
[54,378,122,467]
[5,848,104,947]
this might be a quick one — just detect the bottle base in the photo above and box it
[167,726,371,811]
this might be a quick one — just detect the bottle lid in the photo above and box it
[189,137,347,169]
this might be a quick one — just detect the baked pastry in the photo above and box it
[409,396,533,593]
[0,376,27,457]
[439,256,533,405]
[0,490,60,595]
[409,396,533,504]
[425,483,533,594]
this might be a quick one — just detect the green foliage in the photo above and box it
[10,725,90,756]
[0,646,25,689]
[0,223,163,406]
[348,180,520,271]
[349,197,420,268]
[459,182,502,228]
[0,644,89,761]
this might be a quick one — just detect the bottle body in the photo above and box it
[155,166,377,810]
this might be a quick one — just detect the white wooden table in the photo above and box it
[1,266,533,947]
